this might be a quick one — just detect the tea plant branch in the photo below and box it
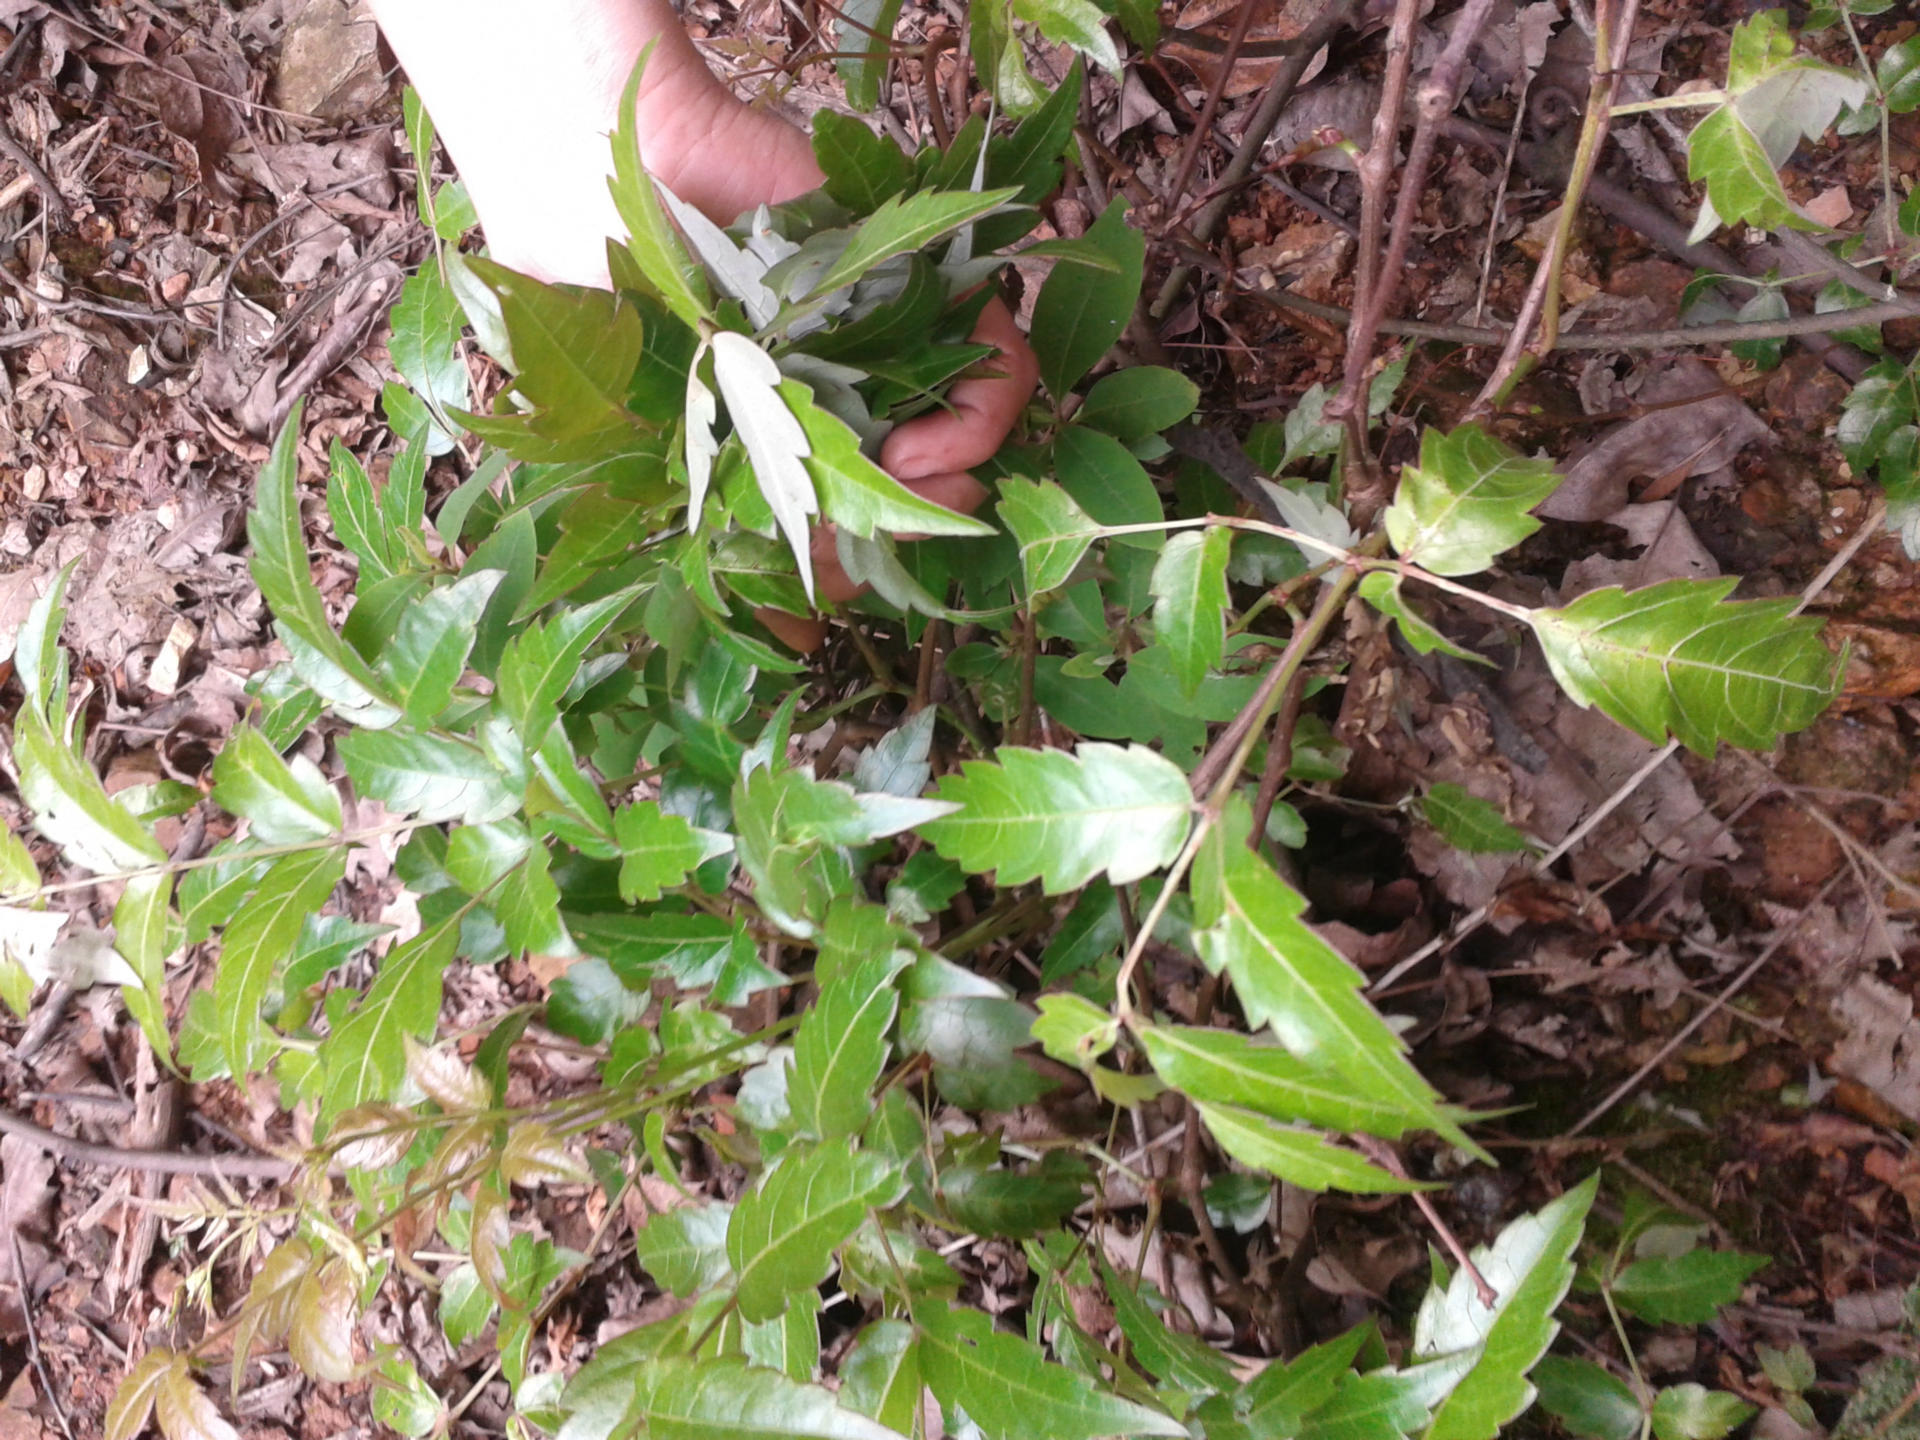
[1116,562,1360,1027]
[1160,0,1263,238]
[1343,0,1422,397]
[1354,1134,1496,1307]
[0,1104,296,1180]
[7,818,424,900]
[1370,493,1883,997]
[1470,0,1641,416]
[1330,0,1498,423]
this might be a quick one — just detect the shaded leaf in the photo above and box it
[1196,1102,1430,1194]
[1029,199,1145,400]
[1610,1249,1768,1325]
[1422,784,1530,854]
[789,950,908,1140]
[914,1303,1187,1439]
[726,1139,904,1322]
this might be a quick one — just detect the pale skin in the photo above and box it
[367,0,1040,649]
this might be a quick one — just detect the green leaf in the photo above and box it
[811,111,911,212]
[389,264,469,421]
[376,570,503,726]
[1195,1103,1430,1194]
[1609,1249,1768,1325]
[635,1202,734,1297]
[1528,578,1839,754]
[1383,425,1560,577]
[715,333,819,597]
[841,1321,921,1434]
[495,584,639,747]
[914,1303,1187,1439]
[1650,1386,1755,1440]
[1357,573,1486,662]
[205,726,338,846]
[1099,1258,1236,1396]
[726,1139,905,1322]
[614,801,728,903]
[744,1292,821,1380]
[921,743,1193,894]
[1054,424,1165,542]
[249,406,401,726]
[1236,1326,1372,1437]
[1533,1357,1644,1440]
[1422,784,1530,854]
[1192,803,1479,1157]
[1029,198,1145,401]
[1150,527,1231,695]
[1012,0,1119,71]
[216,847,346,1077]
[787,381,993,539]
[1140,1023,1454,1140]
[456,259,651,460]
[789,950,908,1140]
[629,1357,907,1440]
[609,48,713,329]
[934,1147,1086,1238]
[999,478,1102,596]
[338,729,516,826]
[1075,367,1199,443]
[1686,106,1798,234]
[319,909,462,1122]
[805,188,1021,300]
[1031,992,1119,1068]
[326,440,399,583]
[1873,37,1920,114]
[833,0,906,112]
[1413,1173,1598,1440]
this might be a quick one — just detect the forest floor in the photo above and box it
[2,0,1920,1436]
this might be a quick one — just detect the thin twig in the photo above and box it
[10,1228,75,1440]
[1160,0,1262,229]
[1149,0,1366,319]
[0,123,68,228]
[1354,1135,1497,1306]
[1566,871,1845,1138]
[1343,0,1423,379]
[1367,495,1885,996]
[1330,0,1497,419]
[1242,282,1920,352]
[0,1105,295,1179]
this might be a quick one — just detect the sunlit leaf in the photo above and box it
[1528,578,1839,754]
[1150,527,1232,695]
[921,742,1192,894]
[998,477,1102,596]
[789,950,908,1140]
[1414,1173,1598,1440]
[630,1356,907,1439]
[1384,425,1561,578]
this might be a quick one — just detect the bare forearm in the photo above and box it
[368,0,818,284]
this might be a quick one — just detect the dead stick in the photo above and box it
[1355,1135,1497,1307]
[1149,0,1365,319]
[1331,0,1498,418]
[0,122,69,229]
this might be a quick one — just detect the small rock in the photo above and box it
[275,0,386,122]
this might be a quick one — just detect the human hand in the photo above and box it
[368,0,1038,649]
[757,295,1040,653]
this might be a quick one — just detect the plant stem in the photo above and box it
[1115,565,1359,1026]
